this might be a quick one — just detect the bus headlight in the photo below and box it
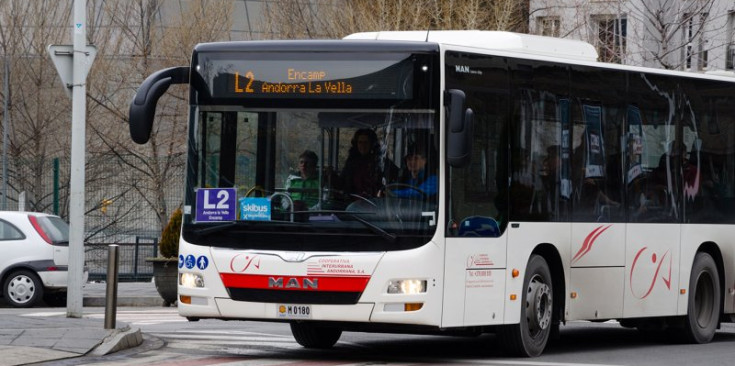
[387,279,426,294]
[179,273,204,288]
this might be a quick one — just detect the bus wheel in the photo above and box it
[498,254,553,357]
[682,252,720,344]
[290,322,342,349]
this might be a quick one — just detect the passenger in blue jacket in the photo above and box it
[389,141,437,199]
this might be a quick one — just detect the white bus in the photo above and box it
[129,31,735,357]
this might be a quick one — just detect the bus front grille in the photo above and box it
[227,288,362,305]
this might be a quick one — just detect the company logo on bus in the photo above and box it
[230,254,262,273]
[268,277,319,290]
[572,225,612,264]
[630,247,672,299]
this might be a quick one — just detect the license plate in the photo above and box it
[277,304,312,319]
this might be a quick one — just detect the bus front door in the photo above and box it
[442,220,507,328]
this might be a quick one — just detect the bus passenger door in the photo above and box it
[441,89,508,327]
[443,51,510,327]
[444,225,508,327]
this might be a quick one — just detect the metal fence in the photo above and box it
[1,155,186,243]
[1,155,186,282]
[85,237,159,282]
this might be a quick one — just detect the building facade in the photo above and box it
[529,0,735,72]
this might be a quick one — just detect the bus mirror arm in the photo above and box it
[129,66,190,144]
[445,89,474,168]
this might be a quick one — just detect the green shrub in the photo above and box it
[159,208,183,258]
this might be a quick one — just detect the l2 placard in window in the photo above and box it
[195,188,236,222]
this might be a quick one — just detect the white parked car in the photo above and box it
[0,211,83,307]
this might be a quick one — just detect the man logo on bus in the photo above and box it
[455,65,471,73]
[630,247,672,299]
[268,277,319,290]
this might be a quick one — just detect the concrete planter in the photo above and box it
[147,258,178,306]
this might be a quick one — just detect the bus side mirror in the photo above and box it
[129,66,190,144]
[445,89,474,167]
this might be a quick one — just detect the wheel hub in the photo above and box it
[526,275,552,335]
[9,276,34,303]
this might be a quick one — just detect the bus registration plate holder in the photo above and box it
[277,304,312,319]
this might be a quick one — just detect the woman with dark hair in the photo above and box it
[387,141,437,199]
[340,129,397,198]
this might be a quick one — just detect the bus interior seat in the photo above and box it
[457,216,500,237]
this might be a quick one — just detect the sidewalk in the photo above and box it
[0,281,165,365]
[83,280,166,307]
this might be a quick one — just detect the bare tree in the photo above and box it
[261,0,530,40]
[627,0,718,70]
[0,1,71,212]
[86,0,234,234]
[530,0,722,70]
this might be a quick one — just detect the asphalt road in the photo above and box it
[13,307,735,366]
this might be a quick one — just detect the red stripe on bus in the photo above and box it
[220,273,371,292]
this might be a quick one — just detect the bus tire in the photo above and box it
[498,254,553,357]
[682,252,720,344]
[290,322,342,349]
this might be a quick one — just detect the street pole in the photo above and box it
[2,56,8,211]
[67,0,87,318]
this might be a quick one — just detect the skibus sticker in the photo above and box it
[239,197,271,221]
[195,188,236,222]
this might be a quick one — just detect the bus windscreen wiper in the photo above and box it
[302,210,396,243]
[190,222,238,235]
[189,212,396,243]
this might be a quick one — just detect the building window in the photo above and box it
[537,16,560,37]
[725,12,735,70]
[591,15,626,64]
[684,12,709,70]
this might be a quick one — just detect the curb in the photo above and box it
[90,326,143,356]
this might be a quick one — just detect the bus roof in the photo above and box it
[344,30,599,63]
[193,39,438,53]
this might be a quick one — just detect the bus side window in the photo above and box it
[569,65,626,223]
[682,78,735,223]
[626,74,678,223]
[508,61,570,223]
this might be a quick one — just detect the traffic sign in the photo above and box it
[47,44,97,98]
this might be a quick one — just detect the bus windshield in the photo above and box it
[183,107,438,251]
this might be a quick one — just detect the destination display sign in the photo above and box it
[202,53,415,100]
